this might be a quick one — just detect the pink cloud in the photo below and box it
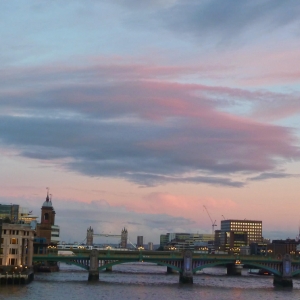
[117,192,237,226]
[0,58,299,187]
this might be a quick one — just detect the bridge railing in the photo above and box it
[35,250,300,264]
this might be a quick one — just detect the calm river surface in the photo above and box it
[1,263,300,300]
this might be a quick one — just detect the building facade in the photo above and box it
[160,232,215,251]
[221,220,262,245]
[160,234,169,249]
[220,231,248,252]
[268,239,299,256]
[148,242,153,250]
[0,204,20,223]
[137,236,143,248]
[0,220,34,266]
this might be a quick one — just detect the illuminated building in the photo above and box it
[0,219,34,266]
[160,232,215,251]
[221,220,262,244]
[137,236,143,248]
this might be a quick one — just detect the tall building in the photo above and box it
[137,236,143,248]
[148,242,153,250]
[160,234,169,249]
[220,220,262,246]
[121,227,128,248]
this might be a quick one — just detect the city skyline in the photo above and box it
[1,1,300,243]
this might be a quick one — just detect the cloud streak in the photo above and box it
[0,61,299,187]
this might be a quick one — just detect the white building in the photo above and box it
[0,221,34,266]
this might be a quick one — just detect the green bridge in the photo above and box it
[33,249,300,287]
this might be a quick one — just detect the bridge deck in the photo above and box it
[33,250,294,264]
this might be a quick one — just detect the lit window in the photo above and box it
[10,238,17,244]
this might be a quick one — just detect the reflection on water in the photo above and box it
[1,263,300,300]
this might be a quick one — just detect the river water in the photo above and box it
[1,263,300,300]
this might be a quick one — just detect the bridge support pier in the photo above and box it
[227,264,242,276]
[179,250,193,284]
[273,276,293,288]
[88,250,99,281]
[105,266,112,272]
[179,272,193,283]
[273,254,293,288]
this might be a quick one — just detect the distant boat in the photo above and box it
[248,269,272,276]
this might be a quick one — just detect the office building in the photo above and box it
[221,220,262,244]
[0,219,35,266]
[220,231,248,252]
[160,234,169,248]
[0,204,19,223]
[137,236,143,248]
[160,232,214,251]
[268,239,299,256]
[148,242,153,250]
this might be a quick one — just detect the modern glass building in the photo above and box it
[0,204,19,223]
[221,219,262,245]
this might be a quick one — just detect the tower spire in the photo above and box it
[46,187,50,202]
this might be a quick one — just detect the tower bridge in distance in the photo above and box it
[86,226,130,248]
[33,250,300,287]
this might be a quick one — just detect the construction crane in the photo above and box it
[203,205,217,234]
[222,215,226,220]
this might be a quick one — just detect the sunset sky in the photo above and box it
[1,1,300,245]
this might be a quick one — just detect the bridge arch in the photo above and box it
[192,261,281,276]
[241,262,281,276]
[59,258,183,273]
[66,260,89,270]
[97,259,182,272]
[155,262,181,272]
[292,269,300,277]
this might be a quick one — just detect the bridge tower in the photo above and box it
[121,227,128,248]
[86,226,94,246]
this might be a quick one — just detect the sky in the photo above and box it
[1,0,300,245]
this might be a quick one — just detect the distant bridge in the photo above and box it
[33,250,300,287]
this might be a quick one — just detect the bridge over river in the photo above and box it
[33,249,300,287]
